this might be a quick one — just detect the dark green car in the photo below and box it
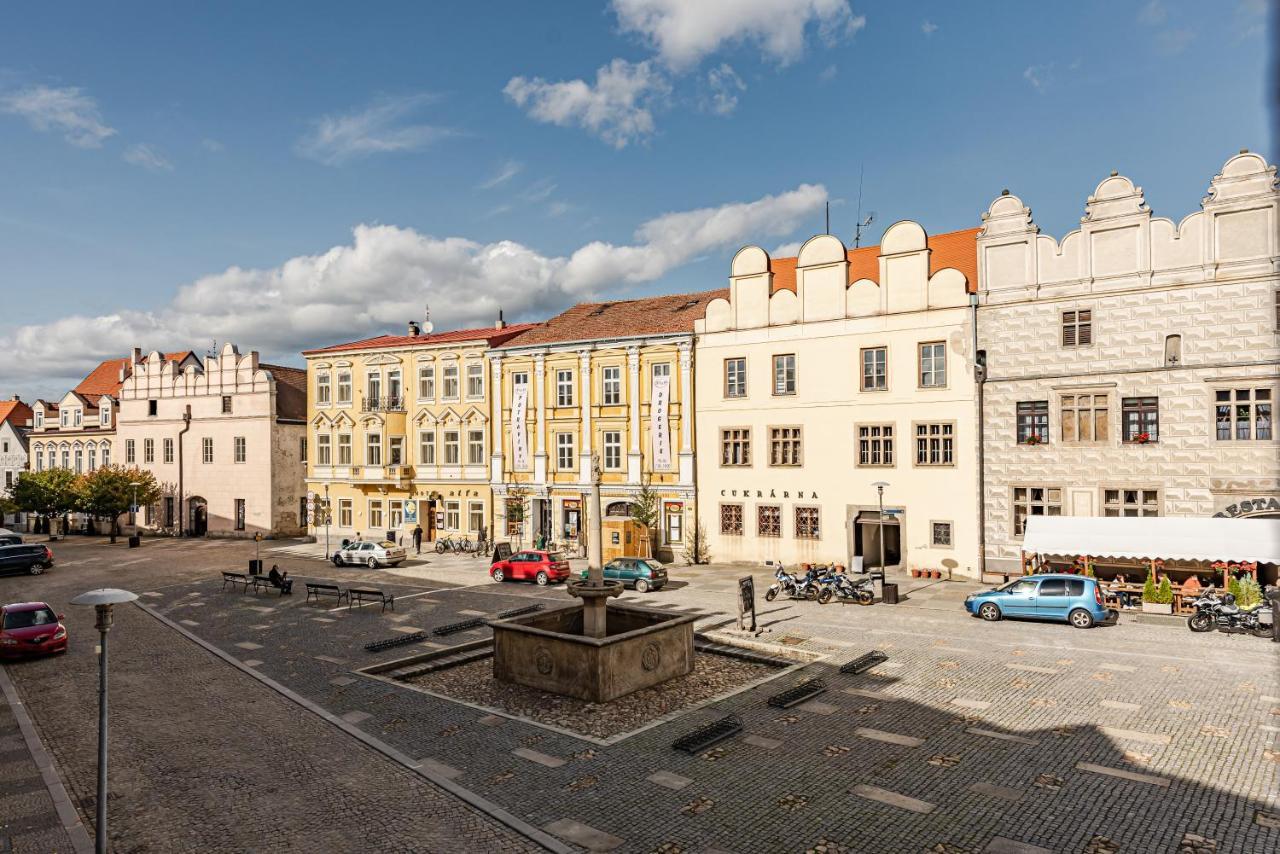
[580,557,668,592]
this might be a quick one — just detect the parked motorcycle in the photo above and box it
[764,565,802,601]
[817,570,875,605]
[792,565,825,601]
[1187,591,1273,637]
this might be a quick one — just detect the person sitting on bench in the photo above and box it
[268,564,293,594]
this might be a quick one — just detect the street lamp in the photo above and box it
[323,483,331,559]
[69,588,139,854]
[128,481,141,531]
[871,481,890,581]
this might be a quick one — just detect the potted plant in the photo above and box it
[1132,431,1152,444]
[1022,434,1043,446]
[1141,571,1173,614]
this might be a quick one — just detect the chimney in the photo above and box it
[131,347,142,365]
[495,308,506,330]
[408,320,421,337]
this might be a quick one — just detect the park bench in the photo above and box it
[305,582,348,605]
[221,571,251,592]
[348,587,395,613]
[248,574,289,596]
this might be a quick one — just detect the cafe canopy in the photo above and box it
[1022,516,1280,565]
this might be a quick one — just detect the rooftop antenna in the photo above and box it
[853,163,876,248]
[825,201,830,236]
[422,304,434,335]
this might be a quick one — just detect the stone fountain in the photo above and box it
[490,455,695,702]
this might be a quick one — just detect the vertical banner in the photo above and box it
[651,374,671,470]
[511,384,529,470]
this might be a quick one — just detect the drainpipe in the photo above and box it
[971,292,987,579]
[177,406,191,536]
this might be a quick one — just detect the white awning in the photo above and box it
[1021,516,1280,564]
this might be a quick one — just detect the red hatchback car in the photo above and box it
[490,550,571,586]
[0,602,68,658]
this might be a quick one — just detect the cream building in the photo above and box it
[0,398,33,527]
[115,344,307,538]
[694,224,982,575]
[303,321,531,546]
[489,293,713,560]
[976,150,1280,577]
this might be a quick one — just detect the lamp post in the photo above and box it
[323,483,331,559]
[871,481,889,580]
[128,481,141,531]
[69,588,139,854]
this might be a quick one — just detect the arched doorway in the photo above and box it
[189,497,208,537]
[605,500,634,517]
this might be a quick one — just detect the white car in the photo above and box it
[332,540,406,568]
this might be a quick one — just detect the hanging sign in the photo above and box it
[651,374,671,470]
[511,384,529,470]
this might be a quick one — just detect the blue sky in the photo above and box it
[0,0,1270,399]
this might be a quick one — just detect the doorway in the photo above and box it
[189,497,208,537]
[855,510,901,571]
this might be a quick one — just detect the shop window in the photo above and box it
[757,505,781,537]
[795,506,820,540]
[720,503,743,535]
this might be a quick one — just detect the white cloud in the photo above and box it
[1023,64,1049,92]
[519,178,558,203]
[921,20,938,36]
[503,59,670,149]
[0,84,116,148]
[122,143,173,172]
[1236,0,1267,38]
[547,201,572,217]
[0,183,827,394]
[1155,28,1195,54]
[296,93,455,165]
[772,241,803,257]
[818,63,838,82]
[1138,0,1167,25]
[612,0,865,70]
[703,63,746,116]
[479,159,523,189]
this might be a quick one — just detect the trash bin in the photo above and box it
[881,582,899,605]
[248,559,263,575]
[128,535,141,549]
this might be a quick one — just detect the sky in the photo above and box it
[0,0,1272,401]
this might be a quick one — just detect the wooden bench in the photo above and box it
[248,574,289,596]
[348,587,395,613]
[221,571,251,592]
[305,582,347,605]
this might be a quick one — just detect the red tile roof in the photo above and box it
[302,324,536,356]
[768,227,980,294]
[73,351,197,400]
[0,398,33,427]
[496,290,726,348]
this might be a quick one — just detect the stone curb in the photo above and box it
[135,601,576,854]
[0,662,96,854]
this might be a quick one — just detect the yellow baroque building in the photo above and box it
[302,320,532,547]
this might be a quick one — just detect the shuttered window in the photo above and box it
[1062,309,1093,347]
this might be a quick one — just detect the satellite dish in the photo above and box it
[422,304,433,335]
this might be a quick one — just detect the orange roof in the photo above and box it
[768,227,979,294]
[73,351,196,399]
[496,290,726,348]
[0,398,33,427]
[303,324,536,356]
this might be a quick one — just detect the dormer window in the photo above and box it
[73,409,82,427]
[60,410,69,427]
[100,405,110,426]
[34,411,43,428]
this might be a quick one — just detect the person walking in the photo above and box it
[412,524,424,555]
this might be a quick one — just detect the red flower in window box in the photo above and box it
[1022,434,1043,446]
[1132,432,1152,444]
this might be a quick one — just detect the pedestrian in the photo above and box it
[268,564,293,594]
[412,524,423,554]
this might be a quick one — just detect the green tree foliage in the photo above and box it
[11,469,79,531]
[1141,571,1158,603]
[1237,575,1263,609]
[1227,574,1243,603]
[75,466,162,543]
[1155,576,1173,605]
[630,475,659,556]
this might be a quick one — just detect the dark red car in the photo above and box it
[0,602,68,658]
[489,550,571,586]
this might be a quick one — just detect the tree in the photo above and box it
[75,466,162,543]
[682,520,711,566]
[630,475,659,557]
[1237,575,1263,609]
[1141,571,1158,604]
[11,469,79,537]
[1155,576,1173,605]
[505,486,531,548]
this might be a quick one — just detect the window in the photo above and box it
[758,505,781,537]
[100,406,109,426]
[663,502,682,544]
[61,449,69,469]
[1012,486,1062,536]
[861,347,887,391]
[915,423,954,465]
[366,371,382,404]
[857,424,894,466]
[234,436,246,463]
[556,369,574,407]
[442,364,459,399]
[795,506,820,540]
[556,432,575,470]
[336,371,352,404]
[35,452,43,472]
[143,439,154,464]
[73,410,81,427]
[337,433,352,465]
[466,363,484,399]
[316,372,331,404]
[445,501,461,531]
[300,437,307,460]
[720,503,743,535]
[234,499,246,531]
[388,437,403,466]
[1215,388,1272,441]
[418,365,435,400]
[365,433,382,466]
[338,499,353,528]
[126,439,136,464]
[1017,401,1049,444]
[74,448,83,473]
[769,426,802,466]
[34,411,42,428]
[602,366,622,405]
[386,370,402,404]
[202,437,213,464]
[419,430,435,464]
[163,438,174,464]
[724,358,746,398]
[931,521,953,548]
[443,430,460,465]
[652,362,671,382]
[512,371,529,390]
[1061,309,1093,347]
[60,410,69,427]
[388,500,404,529]
[720,428,751,466]
[1103,488,1160,517]
[1122,397,1159,443]
[468,501,485,533]
[1061,393,1109,443]
[467,429,485,465]
[369,500,384,529]
[316,434,331,465]
[221,396,232,414]
[919,342,946,388]
[148,400,158,417]
[773,354,796,395]
[603,430,622,469]
[101,446,109,466]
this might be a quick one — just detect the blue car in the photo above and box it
[964,574,1115,629]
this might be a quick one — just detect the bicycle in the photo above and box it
[434,535,457,554]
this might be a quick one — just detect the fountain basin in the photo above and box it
[490,602,696,703]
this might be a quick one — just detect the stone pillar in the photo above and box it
[584,452,606,638]
[678,342,694,484]
[578,349,592,484]
[533,353,547,483]
[489,354,504,484]
[627,346,642,482]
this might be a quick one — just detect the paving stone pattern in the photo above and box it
[0,681,78,853]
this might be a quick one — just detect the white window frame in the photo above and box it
[556,369,574,407]
[418,365,435,401]
[365,432,382,466]
[202,437,213,464]
[234,436,246,464]
[442,364,460,400]
[467,428,485,465]
[603,430,622,470]
[556,432,575,470]
[602,366,622,405]
[443,430,460,465]
[316,434,332,465]
[466,362,484,399]
[316,372,331,405]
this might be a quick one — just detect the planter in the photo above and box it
[1141,602,1173,615]
[910,569,921,578]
